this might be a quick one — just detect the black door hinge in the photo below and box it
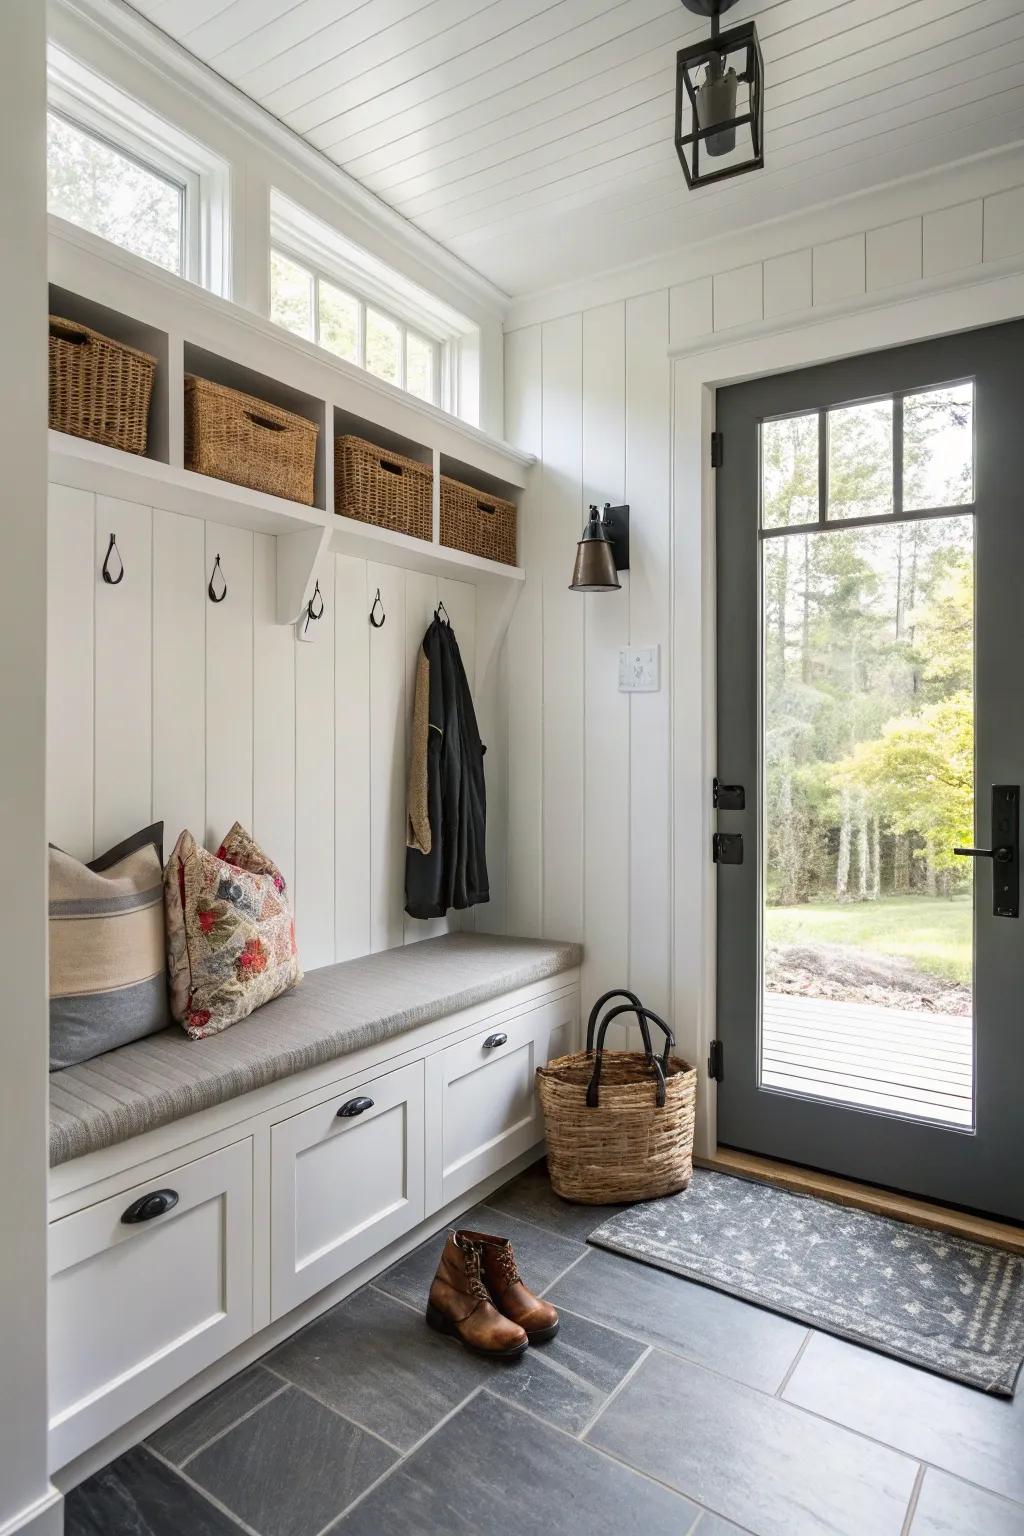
[708,1040,724,1082]
[713,777,745,811]
[713,831,743,864]
[710,430,724,468]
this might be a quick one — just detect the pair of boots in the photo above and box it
[427,1227,559,1360]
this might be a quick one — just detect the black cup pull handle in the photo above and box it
[337,1096,374,1118]
[121,1188,179,1225]
[483,1032,508,1049]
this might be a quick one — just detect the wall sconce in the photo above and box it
[569,504,630,593]
[675,0,764,190]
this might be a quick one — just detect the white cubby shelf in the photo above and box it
[47,222,530,635]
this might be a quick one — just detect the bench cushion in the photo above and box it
[49,933,582,1167]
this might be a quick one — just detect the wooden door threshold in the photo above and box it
[697,1147,1024,1255]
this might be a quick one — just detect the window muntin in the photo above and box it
[270,246,442,407]
[47,110,185,275]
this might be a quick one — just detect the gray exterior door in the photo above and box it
[715,322,1024,1221]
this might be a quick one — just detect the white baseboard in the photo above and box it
[53,1140,545,1493]
[0,1489,62,1536]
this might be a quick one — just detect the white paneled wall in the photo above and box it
[503,294,673,1032]
[46,484,480,967]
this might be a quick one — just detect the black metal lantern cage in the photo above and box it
[675,18,764,190]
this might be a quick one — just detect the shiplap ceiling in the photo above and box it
[129,0,1024,296]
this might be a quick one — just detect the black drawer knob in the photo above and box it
[121,1189,179,1225]
[337,1096,375,1118]
[483,1032,508,1049]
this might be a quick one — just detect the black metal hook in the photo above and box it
[101,533,124,586]
[307,580,324,622]
[436,601,451,625]
[208,554,227,604]
[369,588,386,628]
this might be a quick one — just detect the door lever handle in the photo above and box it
[953,845,1014,863]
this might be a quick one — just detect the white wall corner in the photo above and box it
[813,234,866,307]
[712,263,763,332]
[866,218,922,292]
[763,249,812,321]
[923,201,983,279]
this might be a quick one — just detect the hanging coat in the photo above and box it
[405,614,489,919]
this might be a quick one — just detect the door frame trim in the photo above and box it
[670,265,1024,1159]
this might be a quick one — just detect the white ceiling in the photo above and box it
[129,0,1024,297]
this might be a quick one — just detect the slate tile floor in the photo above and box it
[65,1162,1024,1536]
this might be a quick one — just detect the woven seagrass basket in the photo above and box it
[440,474,517,566]
[537,991,697,1204]
[49,315,156,456]
[184,375,319,505]
[335,434,432,541]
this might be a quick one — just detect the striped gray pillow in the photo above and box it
[49,823,170,1071]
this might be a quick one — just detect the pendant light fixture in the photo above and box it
[675,0,764,190]
[569,504,630,593]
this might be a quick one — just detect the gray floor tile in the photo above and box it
[694,1515,757,1536]
[335,1391,699,1535]
[65,1445,244,1535]
[784,1332,1024,1504]
[547,1247,808,1393]
[486,1159,630,1241]
[187,1386,395,1536]
[375,1204,585,1309]
[147,1365,283,1466]
[587,1348,918,1536]
[265,1284,493,1450]
[484,1306,647,1433]
[911,1469,1024,1535]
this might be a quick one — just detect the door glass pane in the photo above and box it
[319,280,359,364]
[270,250,313,340]
[366,308,400,385]
[47,112,183,275]
[761,414,819,528]
[761,513,974,1126]
[827,398,893,520]
[903,383,974,510]
[406,331,436,403]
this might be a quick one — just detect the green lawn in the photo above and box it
[765,894,972,986]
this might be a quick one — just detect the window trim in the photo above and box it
[271,241,446,408]
[47,45,231,295]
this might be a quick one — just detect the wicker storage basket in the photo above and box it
[184,375,319,505]
[537,991,697,1204]
[440,475,517,566]
[49,315,157,456]
[335,435,432,542]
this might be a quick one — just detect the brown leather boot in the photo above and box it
[426,1232,529,1358]
[462,1228,560,1344]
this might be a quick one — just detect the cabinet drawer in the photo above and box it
[270,1059,425,1319]
[49,1138,253,1469]
[427,992,579,1210]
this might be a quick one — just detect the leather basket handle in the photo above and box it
[586,1003,675,1110]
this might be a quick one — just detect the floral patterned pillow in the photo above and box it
[164,826,301,1039]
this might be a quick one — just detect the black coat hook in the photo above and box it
[308,579,324,621]
[369,588,386,628]
[208,554,227,604]
[101,533,124,586]
[436,601,451,625]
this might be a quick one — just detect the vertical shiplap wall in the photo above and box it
[46,484,481,967]
[503,295,672,1029]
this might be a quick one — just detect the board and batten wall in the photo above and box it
[46,483,485,970]
[502,296,673,1030]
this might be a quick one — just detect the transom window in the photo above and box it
[270,248,441,407]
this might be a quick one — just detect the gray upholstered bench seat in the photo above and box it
[49,932,582,1167]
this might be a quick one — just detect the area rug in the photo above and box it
[586,1169,1024,1395]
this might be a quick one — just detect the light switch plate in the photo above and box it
[619,645,660,692]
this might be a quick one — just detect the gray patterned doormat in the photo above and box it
[586,1169,1024,1395]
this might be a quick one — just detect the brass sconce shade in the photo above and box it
[569,504,630,593]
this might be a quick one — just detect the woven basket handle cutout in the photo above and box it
[50,321,90,345]
[476,501,497,515]
[245,411,287,432]
[586,1004,675,1110]
[378,458,404,475]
